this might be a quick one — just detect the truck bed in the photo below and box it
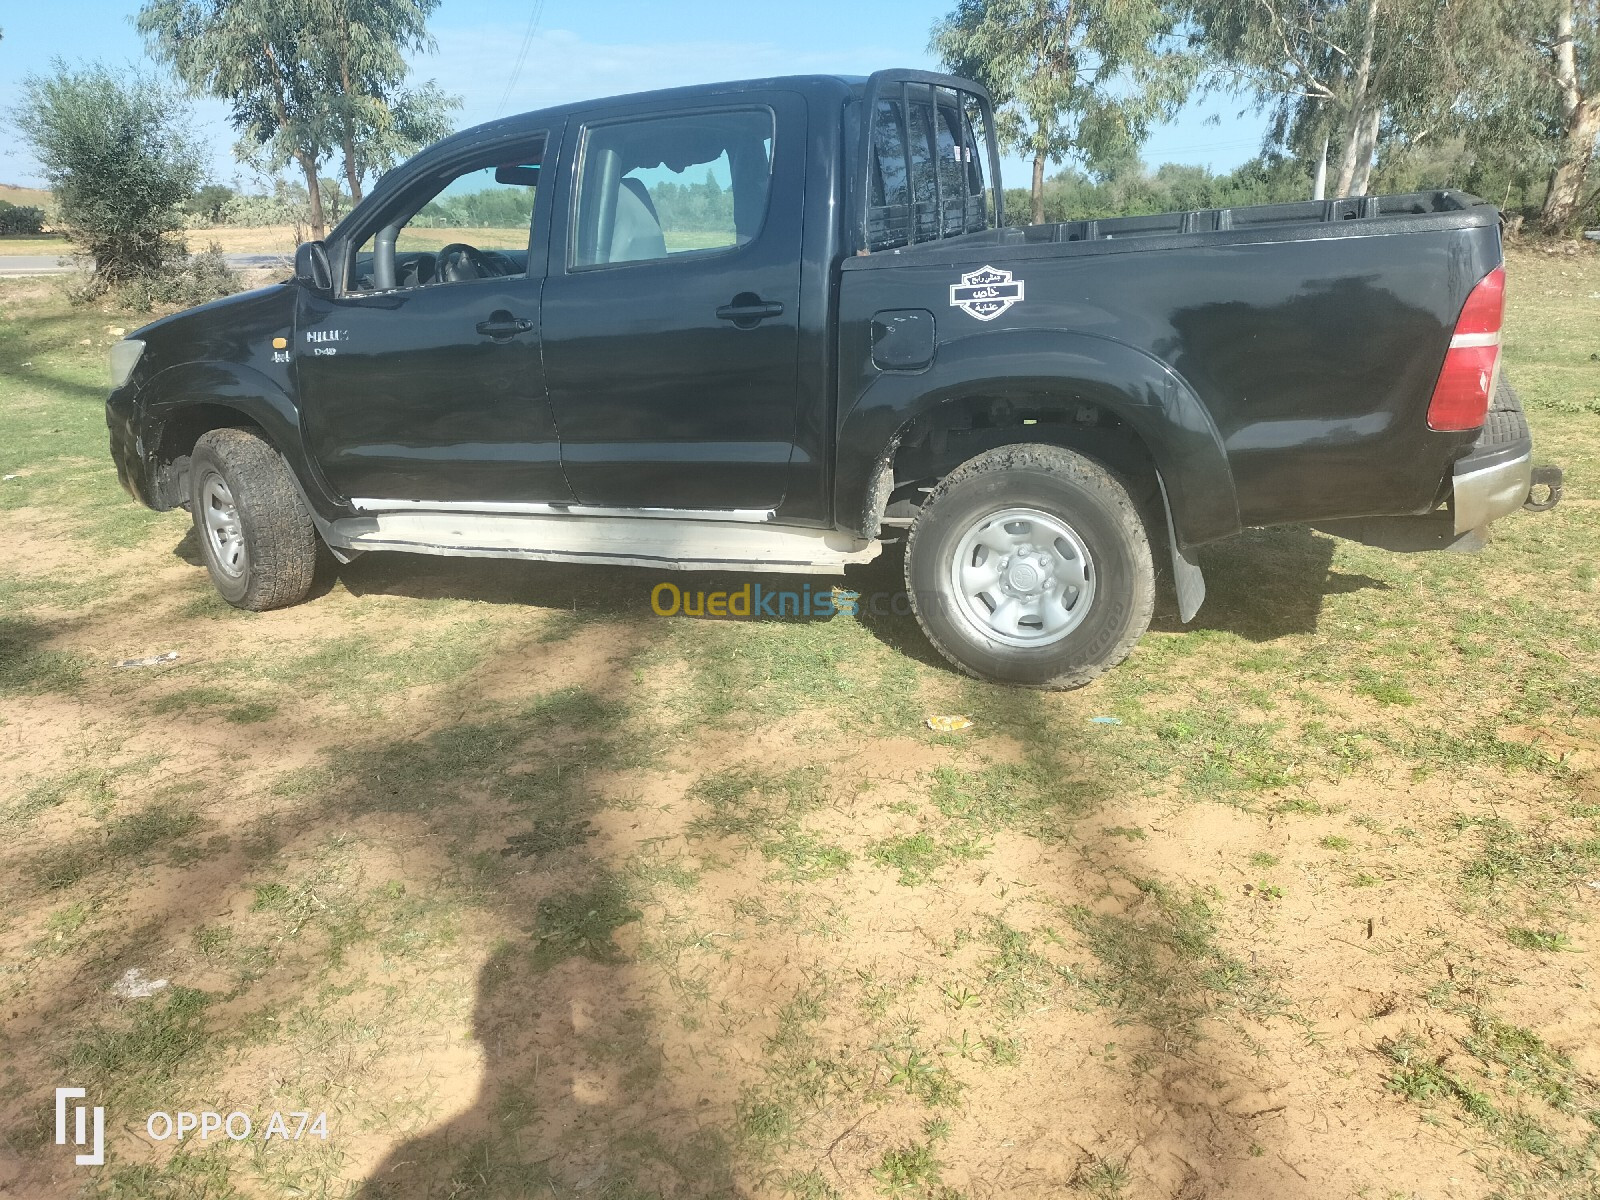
[836,191,1505,546]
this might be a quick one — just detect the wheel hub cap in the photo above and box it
[947,507,1096,649]
[200,472,246,579]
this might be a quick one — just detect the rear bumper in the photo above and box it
[1449,398,1562,533]
[1453,452,1532,533]
[1316,387,1561,552]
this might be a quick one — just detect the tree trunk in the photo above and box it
[298,152,326,242]
[1332,0,1380,197]
[342,125,364,205]
[1540,0,1598,232]
[1348,106,1382,196]
[1031,148,1046,225]
[1312,135,1329,200]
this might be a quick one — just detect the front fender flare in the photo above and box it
[139,360,345,519]
[835,328,1240,549]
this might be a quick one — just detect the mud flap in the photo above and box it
[1157,472,1206,623]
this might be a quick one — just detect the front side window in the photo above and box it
[349,136,545,292]
[572,109,774,268]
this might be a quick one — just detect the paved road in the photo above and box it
[0,252,290,277]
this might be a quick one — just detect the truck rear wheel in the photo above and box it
[189,428,320,611]
[904,444,1154,689]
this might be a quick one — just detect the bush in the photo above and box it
[184,183,237,226]
[0,201,46,235]
[113,245,239,312]
[15,60,203,291]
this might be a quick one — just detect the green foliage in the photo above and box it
[138,0,458,237]
[0,200,46,235]
[14,61,202,288]
[529,879,642,969]
[1002,154,1312,223]
[650,170,736,232]
[413,187,534,229]
[113,244,239,312]
[1186,0,1598,230]
[932,0,1196,220]
[184,183,237,225]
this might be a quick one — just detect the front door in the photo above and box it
[540,95,806,511]
[297,130,571,507]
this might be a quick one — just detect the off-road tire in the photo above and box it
[904,444,1155,689]
[189,428,320,611]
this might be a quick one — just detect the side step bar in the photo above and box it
[319,509,882,575]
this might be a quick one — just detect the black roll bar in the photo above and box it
[853,68,1005,253]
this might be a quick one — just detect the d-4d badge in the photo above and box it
[948,264,1025,321]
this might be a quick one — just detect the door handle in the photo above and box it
[716,293,785,327]
[476,310,536,340]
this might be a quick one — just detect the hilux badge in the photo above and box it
[949,265,1024,321]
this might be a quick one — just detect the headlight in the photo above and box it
[108,339,145,389]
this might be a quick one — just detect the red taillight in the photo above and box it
[1427,266,1505,431]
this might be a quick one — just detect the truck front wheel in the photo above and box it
[904,444,1154,689]
[189,428,321,611]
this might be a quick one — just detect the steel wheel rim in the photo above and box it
[200,471,247,579]
[947,506,1095,649]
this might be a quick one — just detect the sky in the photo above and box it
[0,0,1269,193]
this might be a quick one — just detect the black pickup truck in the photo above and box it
[107,69,1562,688]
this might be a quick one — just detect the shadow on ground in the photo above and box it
[1152,525,1390,642]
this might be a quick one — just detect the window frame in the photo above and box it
[565,103,778,275]
[335,130,551,298]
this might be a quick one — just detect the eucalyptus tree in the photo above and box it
[312,0,457,204]
[139,0,335,238]
[1186,0,1458,199]
[931,0,1196,224]
[139,0,458,240]
[1469,0,1599,230]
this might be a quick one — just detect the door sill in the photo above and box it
[321,508,880,574]
[350,497,777,524]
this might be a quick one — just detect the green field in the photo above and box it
[0,250,1596,1199]
[0,235,71,255]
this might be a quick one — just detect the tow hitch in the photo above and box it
[1524,464,1563,512]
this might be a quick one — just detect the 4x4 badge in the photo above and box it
[949,265,1025,321]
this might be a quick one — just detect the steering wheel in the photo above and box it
[436,242,497,283]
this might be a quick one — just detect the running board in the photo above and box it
[321,509,882,574]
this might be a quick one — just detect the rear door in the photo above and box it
[540,93,806,511]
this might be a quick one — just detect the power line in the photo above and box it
[494,1,546,119]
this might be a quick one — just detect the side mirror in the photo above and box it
[294,240,332,291]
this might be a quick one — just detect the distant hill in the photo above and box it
[0,184,52,209]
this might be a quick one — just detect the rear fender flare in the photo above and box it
[836,328,1240,549]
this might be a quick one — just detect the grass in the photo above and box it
[0,249,1596,1198]
[1066,878,1273,1050]
[30,798,201,890]
[0,235,71,255]
[529,879,643,969]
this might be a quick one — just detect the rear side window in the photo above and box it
[572,108,775,268]
[867,86,990,251]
